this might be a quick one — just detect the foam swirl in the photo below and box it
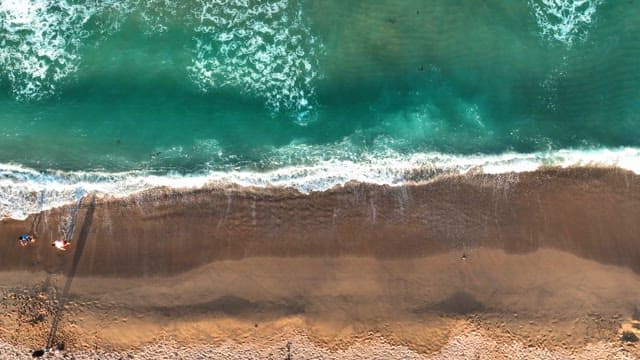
[0,0,100,99]
[188,0,322,122]
[529,0,603,45]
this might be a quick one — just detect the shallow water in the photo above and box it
[0,0,639,217]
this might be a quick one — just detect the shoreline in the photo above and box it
[2,146,639,221]
[2,166,639,275]
[1,167,639,357]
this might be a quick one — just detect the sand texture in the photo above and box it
[1,167,640,358]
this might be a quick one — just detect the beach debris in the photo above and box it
[285,341,292,360]
[621,330,639,342]
[31,346,65,358]
[31,349,44,357]
[30,311,46,325]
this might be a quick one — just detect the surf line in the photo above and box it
[36,195,96,356]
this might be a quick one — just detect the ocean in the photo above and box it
[1,0,639,219]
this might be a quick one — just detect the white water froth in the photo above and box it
[188,0,322,121]
[0,0,322,120]
[529,0,603,45]
[1,147,639,221]
[0,0,110,100]
[0,0,187,100]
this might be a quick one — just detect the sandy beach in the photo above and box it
[2,0,640,358]
[1,167,640,358]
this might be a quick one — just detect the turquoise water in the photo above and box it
[1,0,640,217]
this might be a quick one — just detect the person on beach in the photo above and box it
[18,233,35,247]
[51,239,70,251]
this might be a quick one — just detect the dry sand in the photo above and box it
[1,167,639,358]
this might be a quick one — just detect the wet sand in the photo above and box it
[1,167,640,358]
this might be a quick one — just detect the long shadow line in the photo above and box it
[45,196,96,350]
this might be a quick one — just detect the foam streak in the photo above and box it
[1,147,639,220]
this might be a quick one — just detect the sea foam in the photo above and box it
[529,0,604,45]
[1,147,638,221]
[0,0,321,121]
[188,0,322,122]
[0,0,106,100]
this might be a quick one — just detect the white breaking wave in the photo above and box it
[0,0,182,101]
[1,147,639,220]
[0,0,322,119]
[188,0,322,122]
[0,0,106,100]
[529,0,603,45]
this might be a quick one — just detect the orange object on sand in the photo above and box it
[51,240,70,251]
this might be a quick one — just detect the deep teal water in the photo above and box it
[0,0,639,175]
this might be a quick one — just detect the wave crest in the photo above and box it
[1,147,638,220]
